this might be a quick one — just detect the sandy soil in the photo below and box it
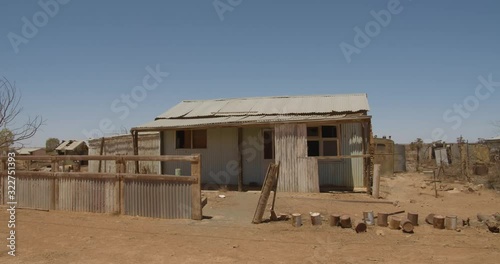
[0,172,499,263]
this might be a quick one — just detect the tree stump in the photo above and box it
[389,216,401,230]
[408,212,419,226]
[310,213,322,226]
[401,218,414,233]
[292,213,302,227]
[353,220,367,233]
[340,215,352,228]
[329,214,340,227]
[445,215,457,230]
[425,213,435,225]
[377,212,389,227]
[433,215,445,229]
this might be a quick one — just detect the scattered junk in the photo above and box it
[218,195,226,199]
[329,214,341,227]
[363,211,375,225]
[389,216,401,230]
[310,212,322,226]
[353,220,367,233]
[445,215,458,230]
[407,212,419,226]
[400,219,414,233]
[291,214,302,227]
[339,215,352,228]
[433,215,445,229]
[377,212,389,227]
[477,213,500,233]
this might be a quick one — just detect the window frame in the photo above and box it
[306,125,341,157]
[262,129,275,160]
[175,129,208,149]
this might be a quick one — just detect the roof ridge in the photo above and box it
[181,93,367,102]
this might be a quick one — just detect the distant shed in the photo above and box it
[17,147,46,156]
[88,132,160,174]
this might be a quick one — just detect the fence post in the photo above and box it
[115,159,121,214]
[191,154,202,220]
[120,159,126,215]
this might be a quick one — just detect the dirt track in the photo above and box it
[0,172,499,263]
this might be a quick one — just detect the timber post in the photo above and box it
[120,157,126,215]
[191,154,202,220]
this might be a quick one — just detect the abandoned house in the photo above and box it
[131,94,373,193]
[56,140,88,156]
[16,147,46,156]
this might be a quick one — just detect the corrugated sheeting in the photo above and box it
[157,94,369,119]
[88,133,160,174]
[162,128,240,186]
[275,124,317,192]
[124,180,192,219]
[58,178,118,213]
[394,144,407,172]
[134,114,352,131]
[15,176,52,210]
[318,123,365,188]
[242,127,271,185]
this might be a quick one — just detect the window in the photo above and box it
[176,130,207,149]
[263,130,274,159]
[307,125,340,157]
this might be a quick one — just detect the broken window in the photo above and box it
[176,129,207,149]
[307,125,340,157]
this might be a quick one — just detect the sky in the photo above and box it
[1,0,499,147]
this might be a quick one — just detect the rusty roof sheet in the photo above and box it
[132,114,370,131]
[157,94,369,119]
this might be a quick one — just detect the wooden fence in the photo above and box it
[0,154,203,220]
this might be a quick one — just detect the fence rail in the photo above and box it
[0,154,202,220]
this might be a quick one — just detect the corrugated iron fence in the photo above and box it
[0,154,202,220]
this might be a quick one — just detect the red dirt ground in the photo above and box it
[0,172,499,263]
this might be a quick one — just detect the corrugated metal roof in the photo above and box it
[157,94,369,119]
[485,135,500,141]
[132,94,370,131]
[56,140,86,151]
[17,148,44,155]
[133,114,371,131]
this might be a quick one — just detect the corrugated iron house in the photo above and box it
[56,140,88,156]
[131,94,373,193]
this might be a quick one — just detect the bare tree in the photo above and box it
[0,77,44,149]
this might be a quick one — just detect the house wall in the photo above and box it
[161,128,240,186]
[318,123,365,189]
[275,123,310,192]
[241,127,271,185]
[31,149,47,156]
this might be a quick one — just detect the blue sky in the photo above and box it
[1,0,499,147]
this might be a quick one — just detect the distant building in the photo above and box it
[56,140,88,155]
[16,147,46,156]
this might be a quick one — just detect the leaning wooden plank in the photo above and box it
[252,163,278,224]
